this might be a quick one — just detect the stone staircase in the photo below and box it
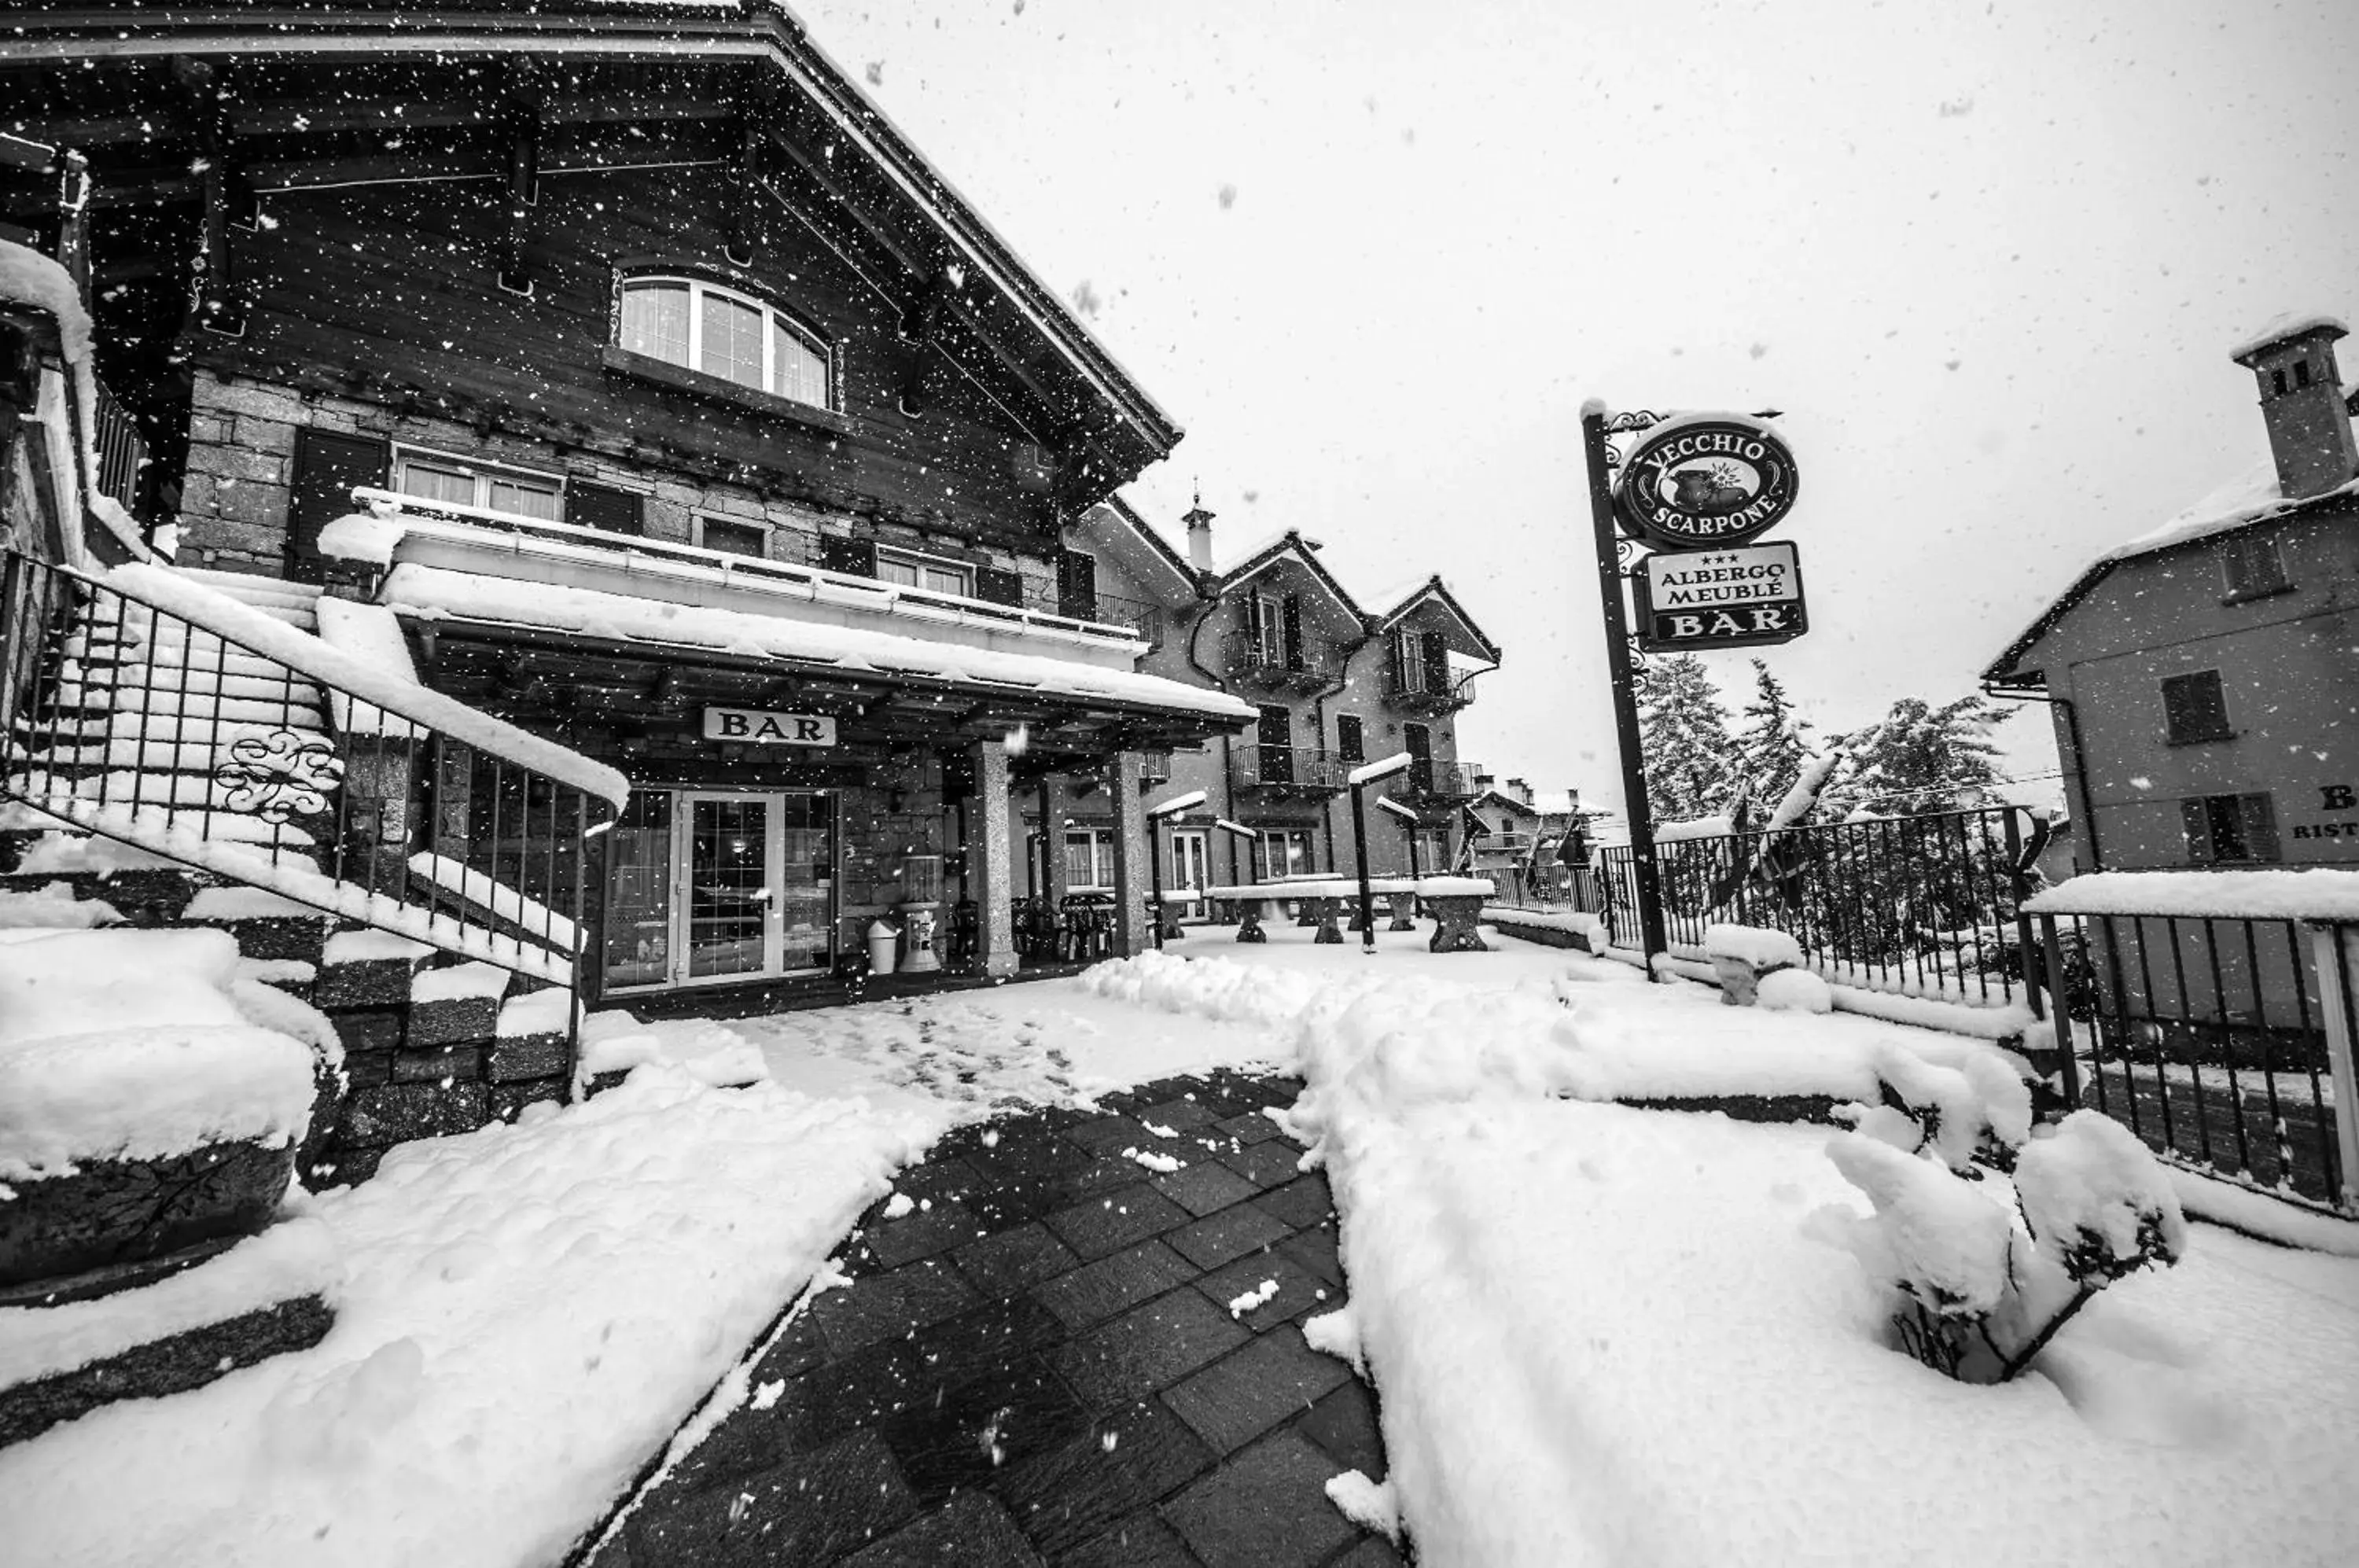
[1,563,577,1183]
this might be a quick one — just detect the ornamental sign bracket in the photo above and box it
[1612,413,1800,552]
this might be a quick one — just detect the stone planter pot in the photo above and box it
[0,1137,296,1290]
[1711,955,1798,1007]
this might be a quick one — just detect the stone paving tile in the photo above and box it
[1053,1514,1203,1568]
[1165,1202,1292,1272]
[836,1489,1045,1566]
[1161,1332,1352,1456]
[1276,1223,1345,1288]
[631,1429,918,1566]
[1294,1378,1385,1474]
[879,1353,1090,1504]
[806,1257,982,1357]
[1160,1427,1362,1568]
[1052,1289,1250,1412]
[1193,1249,1334,1334]
[993,1399,1217,1556]
[1030,1239,1196,1331]
[1328,1537,1408,1566]
[1041,1183,1193,1261]
[611,1071,1395,1568]
[1150,1161,1260,1217]
[951,1221,1082,1298]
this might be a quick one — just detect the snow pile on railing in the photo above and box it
[2026,867,2359,922]
[0,929,318,1178]
[107,564,628,808]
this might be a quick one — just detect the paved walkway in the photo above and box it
[592,1070,1403,1567]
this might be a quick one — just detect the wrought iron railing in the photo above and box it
[1392,758,1482,804]
[1034,580,1163,645]
[2033,909,2354,1214]
[1581,804,2039,1006]
[0,547,616,1023]
[1385,661,1480,713]
[1231,743,1347,794]
[91,378,145,517]
[1227,634,1347,690]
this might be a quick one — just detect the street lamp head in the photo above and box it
[1213,818,1258,840]
[1375,797,1419,824]
[1147,789,1208,819]
[1349,751,1414,786]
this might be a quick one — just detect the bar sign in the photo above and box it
[702,706,837,746]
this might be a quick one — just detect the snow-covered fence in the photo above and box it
[2025,872,2359,1216]
[1581,804,2043,1007]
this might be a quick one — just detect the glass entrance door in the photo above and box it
[1172,829,1211,917]
[602,790,835,992]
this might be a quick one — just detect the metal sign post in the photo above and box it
[1580,406,1670,974]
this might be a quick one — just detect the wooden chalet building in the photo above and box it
[0,1,1254,1009]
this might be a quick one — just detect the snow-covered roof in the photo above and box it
[1982,462,2359,684]
[1211,529,1364,619]
[1370,576,1503,662]
[379,564,1258,723]
[2228,311,2349,364]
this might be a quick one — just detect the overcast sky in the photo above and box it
[797,0,2358,813]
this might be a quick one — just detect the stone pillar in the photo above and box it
[1041,776,1072,905]
[972,738,1018,977]
[1110,750,1150,956]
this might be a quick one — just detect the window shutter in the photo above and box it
[817,536,876,578]
[2181,798,2216,864]
[565,481,644,536]
[1422,630,1449,692]
[1336,715,1364,764]
[2162,671,2228,743]
[2240,794,2282,862]
[1282,595,1305,669]
[974,565,1025,607]
[287,429,389,583]
[1055,549,1098,620]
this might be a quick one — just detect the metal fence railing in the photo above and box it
[91,377,145,517]
[2033,911,2353,1213]
[1231,743,1346,795]
[1573,805,2039,1005]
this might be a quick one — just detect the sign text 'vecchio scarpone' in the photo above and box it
[1614,416,1801,552]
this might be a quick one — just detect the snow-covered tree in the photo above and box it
[1835,694,2014,816]
[1635,654,1735,824]
[1733,658,1814,814]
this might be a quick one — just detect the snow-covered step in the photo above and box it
[71,685,326,727]
[38,734,337,774]
[162,568,324,630]
[101,712,331,748]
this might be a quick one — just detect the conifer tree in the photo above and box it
[1836,694,2014,815]
[1734,657,1815,813]
[1634,653,1736,824]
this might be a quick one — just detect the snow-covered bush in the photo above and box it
[1827,1047,2184,1384]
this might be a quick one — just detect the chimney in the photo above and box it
[1182,487,1216,572]
[2231,315,2358,501]
[1507,776,1532,806]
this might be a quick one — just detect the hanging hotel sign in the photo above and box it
[702,707,838,746]
[1634,541,1809,651]
[1614,414,1801,551]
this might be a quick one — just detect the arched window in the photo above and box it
[617,276,833,410]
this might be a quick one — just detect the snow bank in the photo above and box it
[0,929,317,1176]
[1757,966,1833,1013]
[1704,922,1805,970]
[580,1010,767,1088]
[0,882,119,929]
[2025,867,2359,922]
[0,1066,933,1568]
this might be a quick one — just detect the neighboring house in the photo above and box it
[1984,313,2359,873]
[1009,502,1503,905]
[0,2,1253,1016]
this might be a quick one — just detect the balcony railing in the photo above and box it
[1227,635,1347,692]
[1036,582,1164,646]
[1392,759,1482,804]
[1230,744,1347,797]
[1385,661,1480,715]
[1139,750,1173,786]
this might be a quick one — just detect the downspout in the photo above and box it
[1983,679,2100,871]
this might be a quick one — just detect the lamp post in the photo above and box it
[1346,752,1414,955]
[1144,789,1207,951]
[1377,793,1422,882]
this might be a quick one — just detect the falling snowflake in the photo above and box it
[1216,183,1237,210]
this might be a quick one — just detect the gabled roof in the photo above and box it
[1373,576,1503,664]
[0,0,1182,489]
[1073,495,1202,600]
[1213,530,1364,620]
[1982,466,2359,686]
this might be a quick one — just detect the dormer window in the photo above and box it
[2293,359,2313,389]
[618,276,833,410]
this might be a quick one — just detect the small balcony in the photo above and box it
[1230,744,1347,799]
[1227,635,1346,694]
[1040,583,1164,646]
[1390,759,1482,805]
[1139,750,1173,786]
[1384,661,1479,716]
